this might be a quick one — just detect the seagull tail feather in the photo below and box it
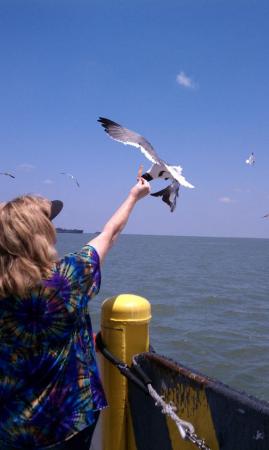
[177,176,195,188]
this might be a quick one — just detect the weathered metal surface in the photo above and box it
[128,352,269,450]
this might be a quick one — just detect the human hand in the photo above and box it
[130,171,151,201]
[137,164,143,179]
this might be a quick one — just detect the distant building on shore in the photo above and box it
[56,228,83,234]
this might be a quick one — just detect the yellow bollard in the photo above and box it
[100,294,151,450]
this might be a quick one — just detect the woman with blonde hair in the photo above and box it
[0,175,150,449]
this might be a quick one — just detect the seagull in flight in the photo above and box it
[245,152,255,166]
[98,117,194,211]
[0,172,15,179]
[60,172,80,187]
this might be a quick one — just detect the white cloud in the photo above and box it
[176,71,197,89]
[43,179,54,185]
[219,196,234,204]
[233,187,251,194]
[17,163,35,171]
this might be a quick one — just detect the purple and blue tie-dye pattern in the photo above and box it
[0,245,107,448]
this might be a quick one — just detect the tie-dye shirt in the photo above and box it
[0,244,107,449]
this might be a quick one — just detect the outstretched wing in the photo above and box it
[151,181,180,212]
[0,172,15,179]
[60,172,80,187]
[98,117,163,165]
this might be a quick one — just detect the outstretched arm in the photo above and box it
[88,177,150,264]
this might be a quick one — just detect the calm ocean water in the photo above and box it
[56,233,269,402]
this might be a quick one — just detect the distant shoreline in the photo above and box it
[56,231,268,240]
[56,228,83,234]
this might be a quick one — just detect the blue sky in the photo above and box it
[1,0,269,237]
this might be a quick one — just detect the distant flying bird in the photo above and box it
[0,172,15,179]
[98,117,194,211]
[151,180,180,212]
[262,213,269,219]
[245,152,255,166]
[60,172,80,187]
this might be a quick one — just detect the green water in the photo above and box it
[56,233,269,401]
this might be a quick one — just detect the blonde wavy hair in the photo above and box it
[0,195,58,298]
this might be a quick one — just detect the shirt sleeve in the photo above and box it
[57,244,101,300]
[76,244,101,298]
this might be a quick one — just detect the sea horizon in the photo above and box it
[61,230,269,241]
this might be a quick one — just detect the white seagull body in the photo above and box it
[98,117,194,211]
[60,172,80,187]
[142,162,194,188]
[245,152,255,165]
